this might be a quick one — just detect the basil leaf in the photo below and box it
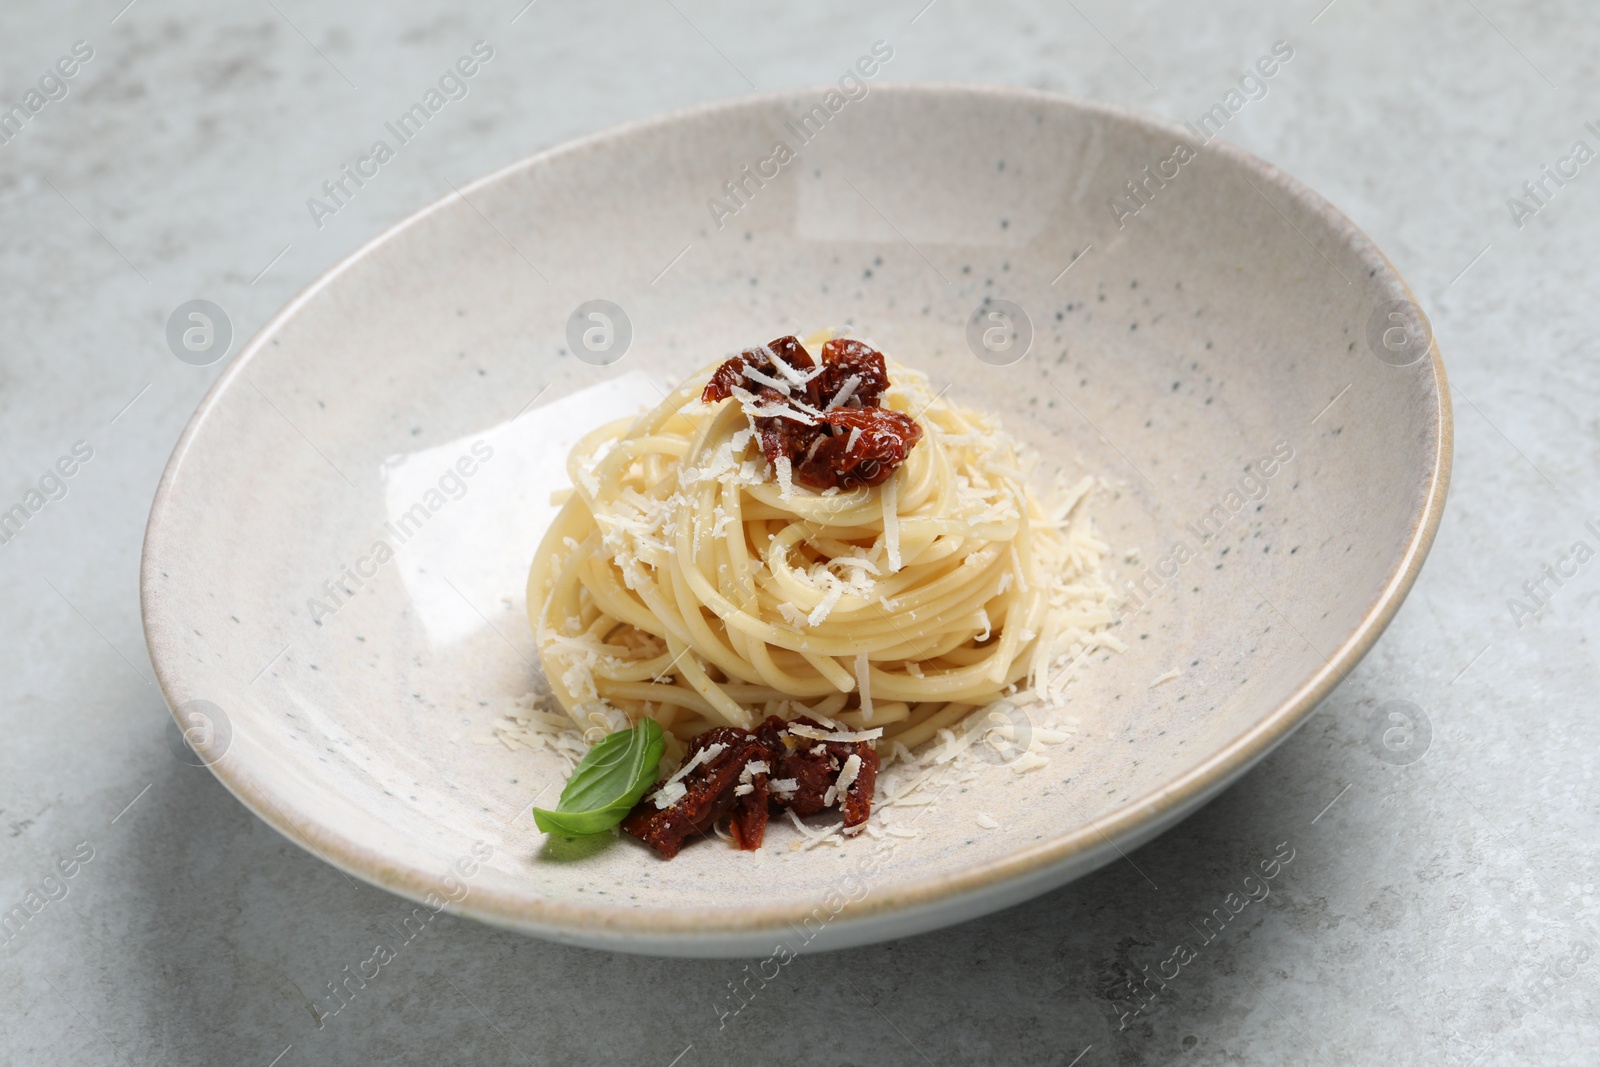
[533,718,665,836]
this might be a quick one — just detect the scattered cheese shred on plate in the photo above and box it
[1011,751,1050,773]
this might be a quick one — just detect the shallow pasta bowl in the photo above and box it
[141,83,1450,957]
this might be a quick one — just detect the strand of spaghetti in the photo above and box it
[601,682,706,719]
[742,634,851,697]
[887,700,983,750]
[796,648,858,692]
[667,637,755,729]
[591,651,676,682]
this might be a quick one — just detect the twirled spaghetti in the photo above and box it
[526,334,1117,756]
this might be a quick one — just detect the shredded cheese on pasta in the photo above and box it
[525,355,1118,749]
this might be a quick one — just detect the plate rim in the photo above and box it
[141,81,1453,950]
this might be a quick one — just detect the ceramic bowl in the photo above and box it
[141,84,1449,957]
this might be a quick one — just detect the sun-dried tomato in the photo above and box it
[774,744,837,818]
[621,726,779,859]
[775,716,879,830]
[701,335,922,492]
[622,714,880,857]
[730,716,787,850]
[701,336,817,404]
[818,338,890,407]
[727,774,771,850]
[797,407,922,490]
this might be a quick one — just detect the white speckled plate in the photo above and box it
[141,85,1449,957]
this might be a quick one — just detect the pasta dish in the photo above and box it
[526,332,1116,856]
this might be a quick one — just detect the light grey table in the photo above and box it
[2,1,1595,1063]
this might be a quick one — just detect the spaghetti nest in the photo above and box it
[526,351,1118,751]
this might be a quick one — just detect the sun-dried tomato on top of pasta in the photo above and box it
[701,335,922,491]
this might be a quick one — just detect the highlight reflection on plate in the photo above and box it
[380,373,666,649]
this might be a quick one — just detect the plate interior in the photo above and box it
[142,86,1446,950]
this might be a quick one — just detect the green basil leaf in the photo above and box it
[533,718,665,836]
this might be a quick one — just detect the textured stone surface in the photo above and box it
[1,1,1595,1064]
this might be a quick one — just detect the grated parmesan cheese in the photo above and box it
[774,455,794,498]
[1008,543,1028,592]
[769,351,822,388]
[882,476,901,572]
[853,652,874,723]
[730,386,816,424]
[651,741,726,808]
[1011,751,1049,773]
[785,809,845,850]
[788,723,883,743]
[835,753,862,795]
[827,374,863,410]
[807,573,844,627]
[741,363,792,394]
[822,749,864,808]
[776,602,808,628]
[652,781,687,808]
